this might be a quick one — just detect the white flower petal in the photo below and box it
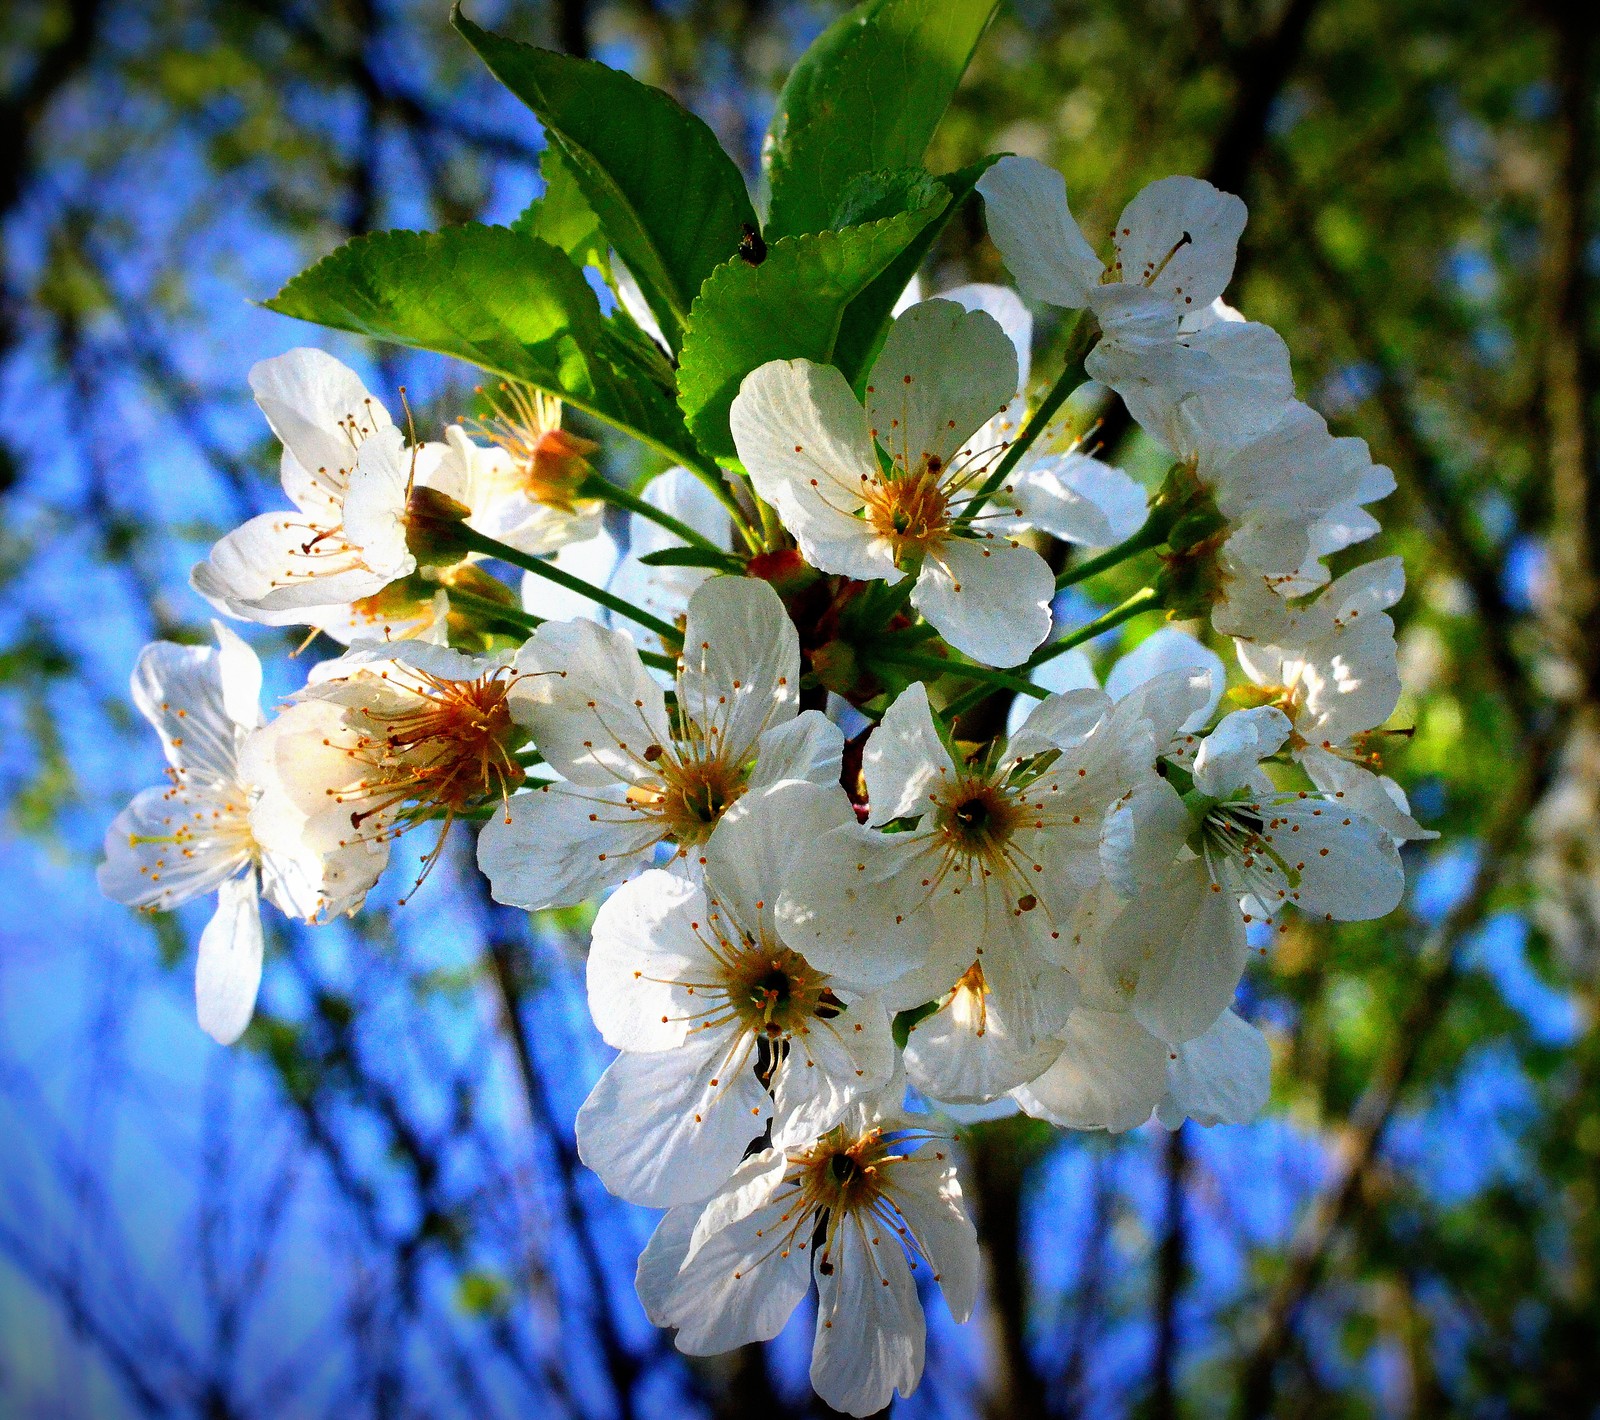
[1111,176,1246,313]
[1299,746,1433,842]
[867,299,1018,473]
[611,466,729,624]
[195,871,264,1045]
[1007,687,1111,761]
[98,784,253,912]
[904,962,1069,1103]
[912,536,1053,667]
[1159,1009,1271,1127]
[662,1174,812,1353]
[935,282,1034,389]
[773,995,897,1146]
[586,869,710,1051]
[779,827,958,992]
[703,779,855,934]
[511,618,671,786]
[748,710,845,791]
[521,527,623,623]
[886,1154,980,1323]
[340,425,419,581]
[1263,799,1405,921]
[731,360,896,582]
[678,576,800,760]
[862,682,956,825]
[1013,1008,1167,1132]
[1193,707,1292,797]
[249,348,390,507]
[130,637,249,776]
[576,1037,770,1207]
[976,156,1102,308]
[635,1204,701,1325]
[477,783,664,910]
[811,1219,925,1418]
[1105,628,1224,732]
[1100,857,1248,1044]
[1010,451,1149,547]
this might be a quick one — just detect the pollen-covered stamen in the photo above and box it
[861,462,951,561]
[743,1123,951,1282]
[469,381,598,512]
[1197,798,1306,909]
[320,664,527,869]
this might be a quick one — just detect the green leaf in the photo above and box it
[763,0,1000,240]
[636,546,743,571]
[830,167,946,229]
[512,142,606,273]
[676,200,947,459]
[264,224,699,467]
[454,9,757,351]
[831,156,999,385]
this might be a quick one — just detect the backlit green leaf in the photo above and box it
[455,9,757,350]
[675,199,947,459]
[762,0,1000,240]
[264,224,699,467]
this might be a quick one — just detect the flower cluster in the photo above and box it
[102,167,1429,1414]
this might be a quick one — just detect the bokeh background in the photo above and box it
[2,0,1597,1415]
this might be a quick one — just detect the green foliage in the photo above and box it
[675,201,946,459]
[762,0,999,239]
[512,142,606,275]
[829,156,999,384]
[264,224,700,467]
[454,9,757,352]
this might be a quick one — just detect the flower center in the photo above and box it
[936,779,1020,861]
[472,381,597,512]
[717,940,839,1040]
[630,750,750,847]
[338,667,527,829]
[1197,799,1302,908]
[863,464,950,561]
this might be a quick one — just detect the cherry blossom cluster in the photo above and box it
[101,165,1429,1415]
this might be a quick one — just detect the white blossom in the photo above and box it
[478,575,841,910]
[575,781,894,1207]
[97,624,371,1042]
[191,348,419,627]
[779,681,1172,1094]
[1231,557,1434,840]
[635,1102,978,1417]
[730,298,1055,666]
[245,639,529,905]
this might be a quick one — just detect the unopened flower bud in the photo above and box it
[404,485,474,565]
[747,546,822,597]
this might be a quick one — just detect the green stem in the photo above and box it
[1054,513,1169,590]
[958,310,1095,528]
[434,578,677,672]
[879,649,1048,701]
[1028,587,1158,668]
[579,473,725,555]
[941,586,1160,722]
[434,584,544,634]
[454,525,680,645]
